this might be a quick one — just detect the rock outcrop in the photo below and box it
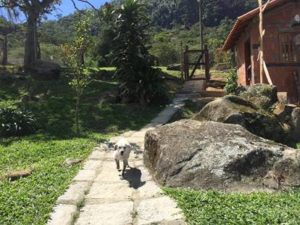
[238,84,278,110]
[193,95,288,145]
[273,104,300,142]
[144,120,300,191]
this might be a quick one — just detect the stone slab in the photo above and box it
[95,161,130,183]
[73,170,97,182]
[83,160,102,170]
[75,201,134,225]
[47,204,77,225]
[57,182,90,205]
[137,181,163,199]
[88,150,107,160]
[133,162,153,182]
[86,182,133,203]
[136,196,184,225]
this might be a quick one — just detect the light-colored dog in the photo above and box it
[113,138,132,175]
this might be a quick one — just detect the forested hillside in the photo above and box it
[5,0,259,67]
[145,0,258,28]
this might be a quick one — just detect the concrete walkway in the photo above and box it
[47,80,205,225]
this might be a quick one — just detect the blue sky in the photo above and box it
[49,0,109,20]
[0,0,110,22]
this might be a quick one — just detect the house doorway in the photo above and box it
[244,39,252,85]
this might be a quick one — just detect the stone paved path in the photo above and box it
[47,80,205,225]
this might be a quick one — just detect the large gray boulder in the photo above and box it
[144,120,300,191]
[193,96,289,145]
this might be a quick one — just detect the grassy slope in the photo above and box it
[166,188,300,225]
[0,71,165,225]
[0,137,97,225]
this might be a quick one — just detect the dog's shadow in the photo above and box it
[122,167,146,189]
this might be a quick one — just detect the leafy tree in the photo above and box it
[92,3,116,66]
[150,32,179,65]
[0,0,60,68]
[113,0,167,105]
[0,16,15,65]
[62,13,92,135]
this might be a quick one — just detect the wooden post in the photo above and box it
[258,0,270,84]
[180,41,184,80]
[198,0,203,50]
[1,35,8,65]
[184,46,189,80]
[204,45,210,81]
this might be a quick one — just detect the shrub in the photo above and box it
[224,69,238,95]
[0,108,37,137]
[113,0,168,105]
[150,43,179,66]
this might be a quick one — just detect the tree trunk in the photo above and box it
[2,35,8,65]
[75,93,80,136]
[37,40,41,60]
[24,13,38,69]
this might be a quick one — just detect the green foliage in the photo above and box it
[225,69,238,95]
[91,3,116,67]
[0,136,98,225]
[143,0,257,28]
[165,188,300,225]
[0,108,36,137]
[150,38,179,66]
[62,13,93,135]
[113,0,168,105]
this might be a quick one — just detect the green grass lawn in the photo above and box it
[0,70,164,225]
[0,136,100,225]
[156,66,182,78]
[166,188,300,225]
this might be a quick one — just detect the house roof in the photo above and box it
[222,0,290,51]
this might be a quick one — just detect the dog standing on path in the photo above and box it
[113,138,132,175]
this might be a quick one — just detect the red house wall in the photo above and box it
[235,1,300,103]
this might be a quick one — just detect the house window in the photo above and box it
[279,33,297,62]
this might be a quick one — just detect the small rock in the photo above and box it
[6,168,33,181]
[64,158,83,166]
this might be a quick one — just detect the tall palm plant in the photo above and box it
[113,0,167,105]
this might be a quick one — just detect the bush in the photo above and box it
[117,68,169,105]
[113,0,168,105]
[0,108,37,137]
[150,43,179,66]
[224,69,238,95]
